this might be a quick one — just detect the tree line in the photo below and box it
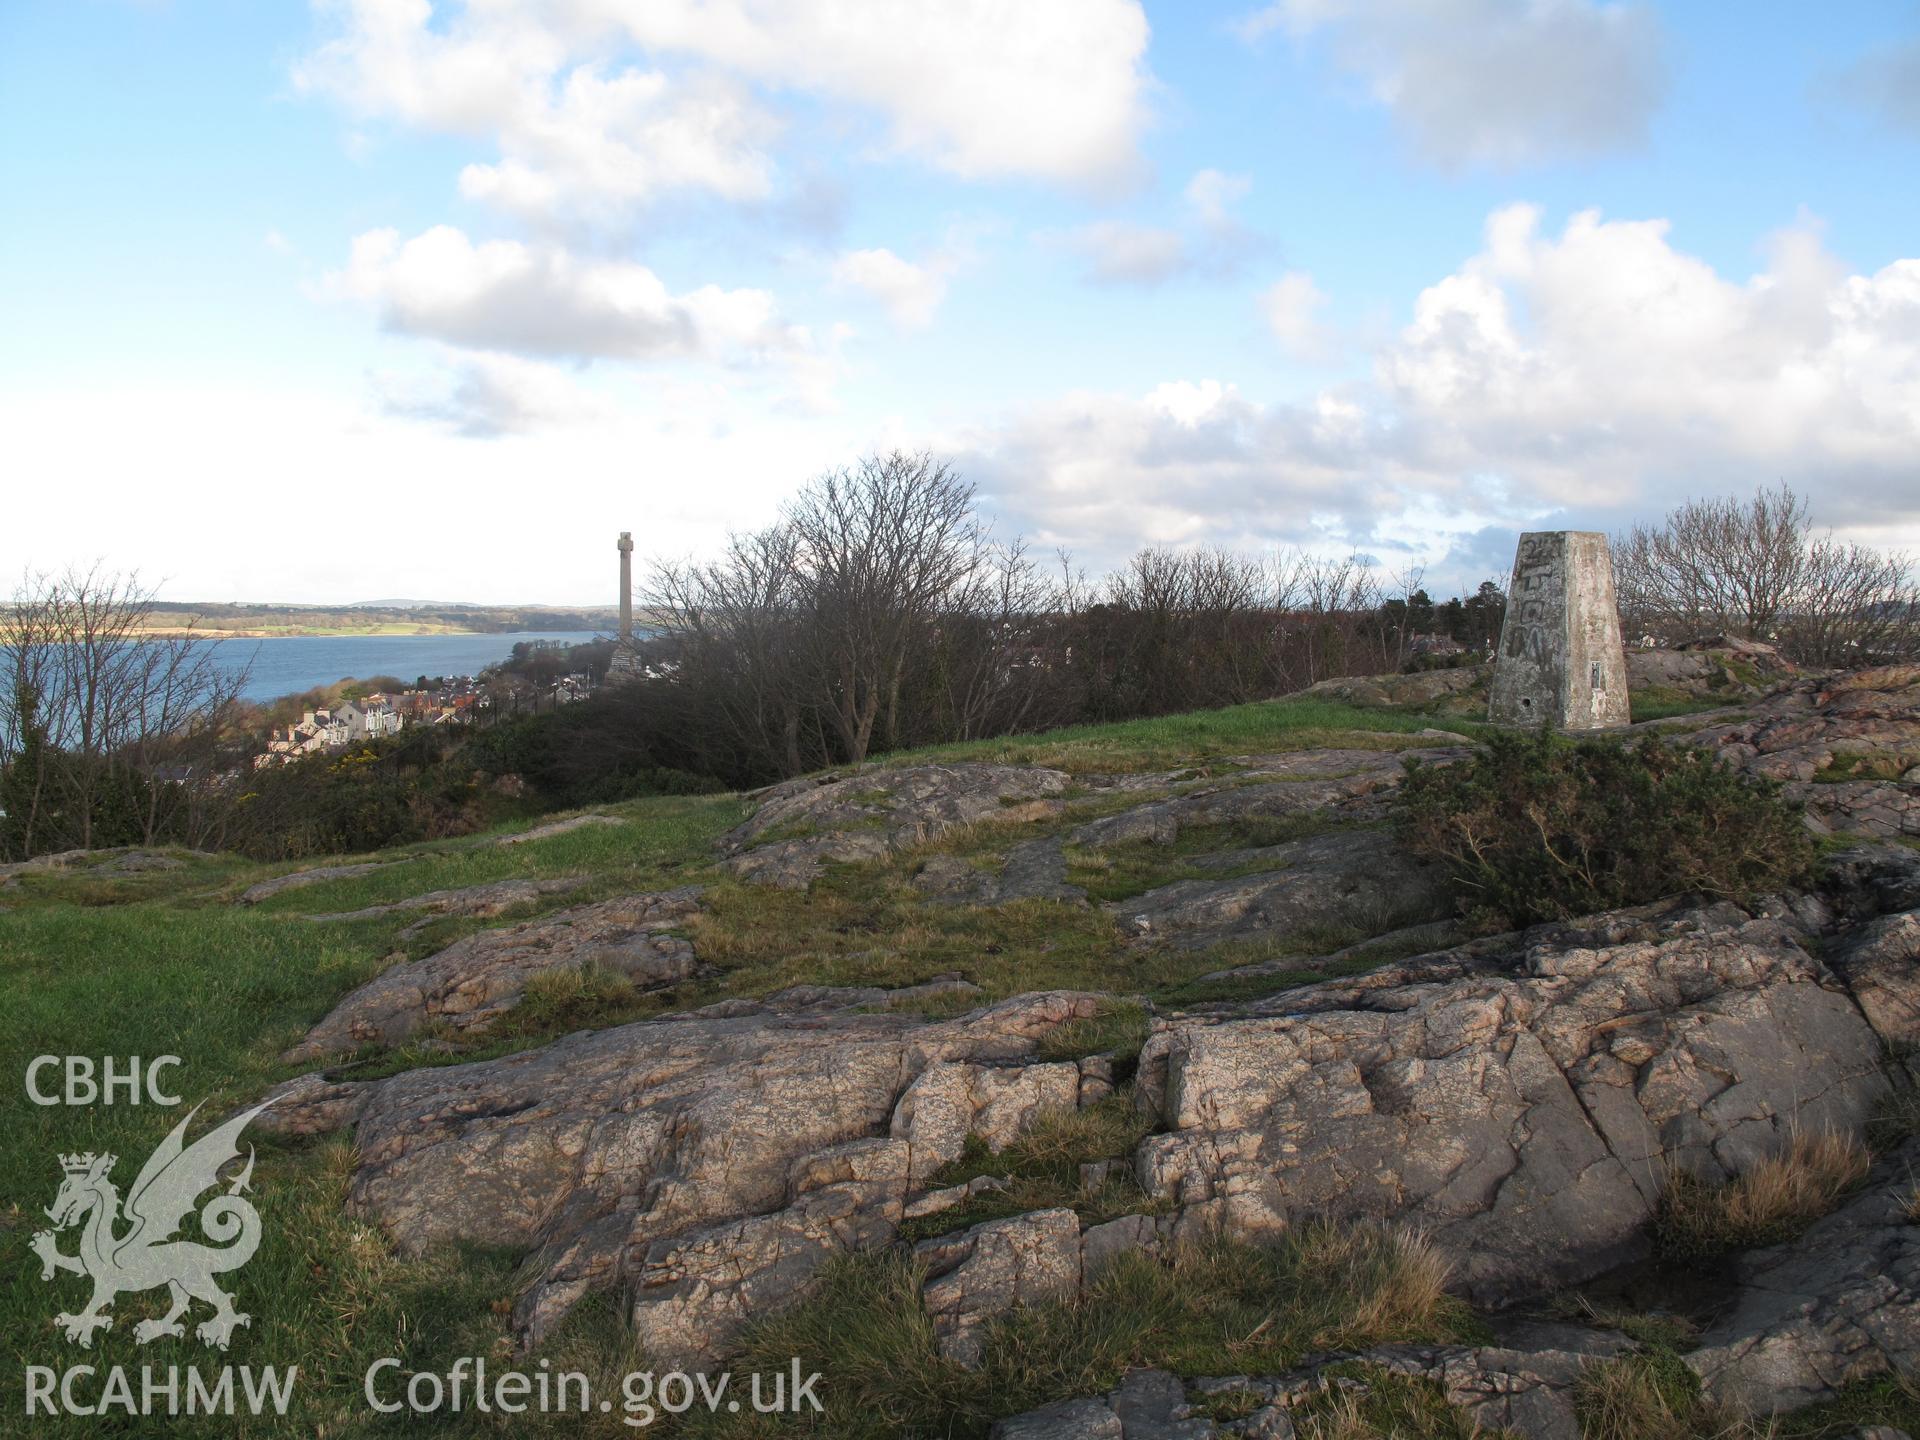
[3,464,1914,861]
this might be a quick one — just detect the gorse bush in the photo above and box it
[1396,728,1814,928]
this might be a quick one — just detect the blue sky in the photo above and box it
[3,0,1917,604]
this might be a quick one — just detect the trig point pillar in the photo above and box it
[616,531,634,645]
[1488,531,1630,730]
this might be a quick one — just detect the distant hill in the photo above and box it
[131,602,625,637]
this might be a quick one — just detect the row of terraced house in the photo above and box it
[252,685,489,768]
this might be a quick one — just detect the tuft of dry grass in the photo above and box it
[1292,1223,1455,1348]
[689,1221,1477,1439]
[1656,1130,1871,1260]
[1574,1350,1784,1440]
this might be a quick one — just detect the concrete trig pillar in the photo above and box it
[617,531,634,645]
[1488,531,1630,730]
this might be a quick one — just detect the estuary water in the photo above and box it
[208,632,605,702]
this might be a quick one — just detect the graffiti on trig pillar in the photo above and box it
[1502,543,1560,666]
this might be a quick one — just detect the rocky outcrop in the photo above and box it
[1132,901,1891,1302]
[1821,844,1920,923]
[993,1325,1634,1440]
[1296,666,1489,713]
[1626,635,1797,699]
[488,814,626,846]
[893,1061,1090,1185]
[913,838,1085,907]
[306,875,592,927]
[1114,830,1447,948]
[1672,665,1920,839]
[257,991,1108,1356]
[283,888,703,1060]
[688,976,984,1019]
[1070,750,1465,850]
[917,1208,1084,1364]
[1827,912,1920,1046]
[1,847,217,897]
[1686,1139,1920,1414]
[993,1369,1210,1440]
[721,764,1071,888]
[239,860,408,904]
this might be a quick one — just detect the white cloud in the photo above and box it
[294,3,777,222]
[597,0,1152,188]
[1240,0,1666,168]
[329,225,818,367]
[297,0,1153,223]
[375,352,615,436]
[961,206,1920,578]
[1375,205,1920,517]
[1065,168,1262,286]
[1832,38,1920,138]
[1260,270,1333,358]
[1068,221,1191,286]
[831,247,952,330]
[1183,169,1250,228]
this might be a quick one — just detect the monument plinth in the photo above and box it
[1488,530,1629,730]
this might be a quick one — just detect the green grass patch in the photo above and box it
[897,1093,1158,1242]
[1033,999,1150,1066]
[685,1223,1476,1439]
[1627,690,1733,723]
[881,698,1473,776]
[1062,813,1345,904]
[1812,751,1920,784]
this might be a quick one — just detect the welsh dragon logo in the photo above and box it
[29,1101,272,1350]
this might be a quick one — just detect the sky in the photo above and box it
[3,0,1917,606]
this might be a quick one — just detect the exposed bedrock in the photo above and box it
[1132,900,1894,1302]
[252,836,1920,1393]
[1686,1138,1920,1414]
[721,763,1071,889]
[1114,829,1449,948]
[304,874,591,927]
[1672,664,1920,839]
[1069,749,1467,850]
[258,991,1109,1357]
[282,888,704,1061]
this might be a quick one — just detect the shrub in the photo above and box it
[1395,729,1815,928]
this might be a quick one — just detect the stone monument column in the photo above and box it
[617,531,634,646]
[1488,530,1630,729]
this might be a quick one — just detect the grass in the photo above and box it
[1032,998,1150,1066]
[0,791,749,1437]
[1062,812,1347,903]
[682,1222,1475,1439]
[896,1092,1159,1241]
[1629,690,1737,723]
[881,698,1478,776]
[1654,1131,1871,1261]
[4,683,1809,1436]
[1575,1337,1920,1440]
[1811,751,1920,784]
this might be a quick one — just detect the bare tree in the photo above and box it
[648,524,809,778]
[0,566,248,858]
[785,452,987,763]
[1615,483,1918,662]
[1269,548,1386,688]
